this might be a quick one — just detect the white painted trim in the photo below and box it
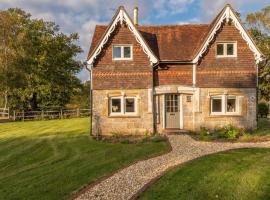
[112,45,133,60]
[162,95,165,129]
[216,42,237,58]
[180,94,184,129]
[148,89,152,113]
[193,5,263,64]
[192,63,196,86]
[87,8,158,65]
[109,95,138,116]
[210,94,240,116]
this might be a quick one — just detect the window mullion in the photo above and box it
[222,95,226,114]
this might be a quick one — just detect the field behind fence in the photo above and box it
[0,108,91,121]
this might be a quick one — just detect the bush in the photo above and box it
[258,102,269,118]
[215,125,242,140]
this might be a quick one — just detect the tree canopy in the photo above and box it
[246,6,270,101]
[0,8,83,110]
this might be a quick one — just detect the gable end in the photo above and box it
[87,6,158,66]
[193,4,264,64]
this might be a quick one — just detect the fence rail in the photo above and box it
[0,108,9,119]
[11,108,91,121]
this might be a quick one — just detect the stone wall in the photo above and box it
[92,89,153,136]
[195,88,257,131]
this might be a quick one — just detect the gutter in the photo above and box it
[152,62,159,134]
[84,62,93,136]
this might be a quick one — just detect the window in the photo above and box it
[109,96,137,116]
[216,42,237,57]
[211,97,222,113]
[113,45,132,60]
[211,95,239,115]
[111,98,121,113]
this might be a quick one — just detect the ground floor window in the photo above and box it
[211,95,239,115]
[110,96,137,116]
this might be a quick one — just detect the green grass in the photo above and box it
[239,118,270,142]
[0,118,169,200]
[139,148,270,200]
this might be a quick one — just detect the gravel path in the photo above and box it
[74,135,270,200]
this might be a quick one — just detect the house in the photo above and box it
[86,4,264,136]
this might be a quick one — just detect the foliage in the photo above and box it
[0,8,83,110]
[0,118,169,200]
[246,6,270,101]
[151,134,167,143]
[258,102,269,117]
[67,81,90,109]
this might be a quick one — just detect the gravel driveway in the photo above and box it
[74,135,270,200]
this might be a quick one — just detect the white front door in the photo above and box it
[165,94,180,129]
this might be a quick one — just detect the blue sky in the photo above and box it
[0,0,269,81]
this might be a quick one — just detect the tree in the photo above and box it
[0,8,83,110]
[246,6,270,101]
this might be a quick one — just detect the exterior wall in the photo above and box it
[92,23,152,90]
[196,22,257,88]
[155,64,193,86]
[155,87,257,133]
[194,88,257,130]
[92,89,153,136]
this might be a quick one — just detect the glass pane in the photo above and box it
[111,98,121,113]
[212,98,222,112]
[227,44,234,55]
[113,46,121,58]
[124,47,131,58]
[217,44,224,55]
[227,98,236,112]
[125,98,135,112]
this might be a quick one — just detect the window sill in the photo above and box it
[216,56,237,58]
[209,114,242,117]
[112,58,133,61]
[108,115,140,118]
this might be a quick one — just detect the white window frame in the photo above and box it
[112,45,133,61]
[109,96,138,116]
[216,42,237,58]
[210,95,240,115]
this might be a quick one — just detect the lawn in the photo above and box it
[0,118,169,200]
[139,148,270,200]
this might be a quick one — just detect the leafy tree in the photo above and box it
[0,8,83,110]
[67,81,90,109]
[246,6,270,101]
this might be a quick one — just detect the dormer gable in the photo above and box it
[87,6,158,66]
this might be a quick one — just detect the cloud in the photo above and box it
[1,0,268,81]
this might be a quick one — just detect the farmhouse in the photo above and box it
[87,4,264,136]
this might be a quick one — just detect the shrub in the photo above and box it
[199,127,210,136]
[215,125,242,140]
[258,102,269,118]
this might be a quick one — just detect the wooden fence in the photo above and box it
[0,108,9,119]
[10,108,91,121]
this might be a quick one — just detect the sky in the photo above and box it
[0,0,269,81]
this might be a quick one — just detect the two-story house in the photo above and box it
[87,4,264,136]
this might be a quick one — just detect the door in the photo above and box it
[165,94,180,129]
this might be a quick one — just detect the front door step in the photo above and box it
[162,129,189,135]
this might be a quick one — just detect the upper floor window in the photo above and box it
[216,42,237,57]
[113,45,133,60]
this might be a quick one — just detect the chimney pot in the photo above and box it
[133,7,138,25]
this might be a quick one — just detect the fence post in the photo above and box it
[22,110,24,121]
[41,110,44,120]
[60,109,63,119]
[13,110,16,121]
[8,107,10,119]
[77,108,80,117]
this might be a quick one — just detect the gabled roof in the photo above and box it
[87,4,264,65]
[193,4,264,64]
[87,6,158,66]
